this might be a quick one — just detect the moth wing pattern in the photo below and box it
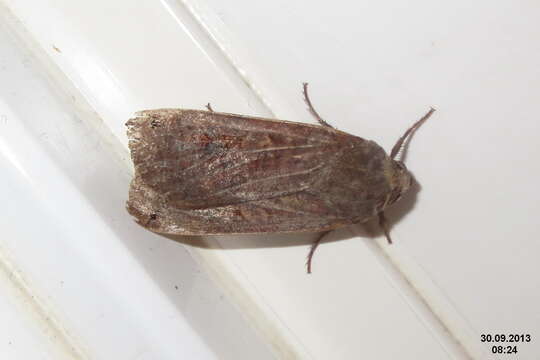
[127,109,393,234]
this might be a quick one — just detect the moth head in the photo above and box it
[386,160,413,205]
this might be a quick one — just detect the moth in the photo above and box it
[126,84,434,272]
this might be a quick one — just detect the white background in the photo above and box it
[1,0,539,359]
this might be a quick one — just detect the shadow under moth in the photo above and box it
[126,84,434,273]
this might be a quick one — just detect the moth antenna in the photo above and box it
[390,107,435,160]
[306,230,331,274]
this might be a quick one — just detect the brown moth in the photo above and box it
[126,84,434,273]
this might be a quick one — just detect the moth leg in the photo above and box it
[302,83,334,128]
[306,230,331,274]
[378,212,393,244]
[205,103,214,112]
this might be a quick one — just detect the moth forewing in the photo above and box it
[127,109,394,234]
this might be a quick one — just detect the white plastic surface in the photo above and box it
[1,0,539,359]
